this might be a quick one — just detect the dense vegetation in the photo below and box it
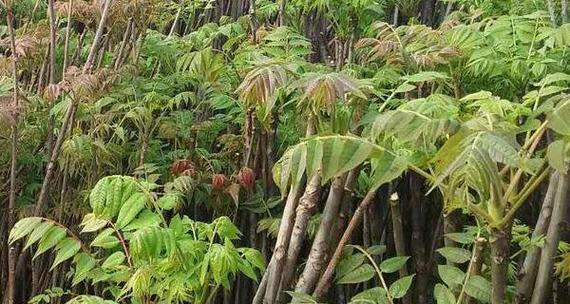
[1,0,570,303]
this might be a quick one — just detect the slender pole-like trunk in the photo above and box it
[529,172,569,304]
[465,237,487,304]
[35,0,114,215]
[515,173,559,303]
[277,174,321,303]
[547,0,557,25]
[389,191,412,304]
[84,0,114,73]
[260,183,305,304]
[62,0,74,78]
[114,18,134,70]
[562,0,568,23]
[46,0,57,153]
[278,0,287,26]
[169,0,185,37]
[313,188,378,299]
[5,3,19,303]
[409,174,428,303]
[295,173,348,294]
[490,228,510,304]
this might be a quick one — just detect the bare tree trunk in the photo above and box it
[46,0,57,153]
[313,188,378,300]
[5,3,19,303]
[530,172,569,304]
[277,174,321,303]
[515,173,559,303]
[547,0,557,25]
[35,0,114,215]
[258,183,304,304]
[278,0,287,26]
[114,18,134,70]
[62,0,74,78]
[563,0,568,23]
[295,173,348,294]
[409,174,428,304]
[169,0,185,37]
[490,228,510,304]
[84,0,114,73]
[390,191,412,304]
[465,238,487,304]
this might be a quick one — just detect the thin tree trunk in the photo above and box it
[278,0,287,26]
[515,173,559,303]
[465,237,487,304]
[169,0,185,37]
[313,188,378,299]
[258,183,305,304]
[84,0,114,73]
[114,18,134,70]
[62,0,74,78]
[46,0,57,153]
[35,0,114,215]
[389,191,412,304]
[277,174,321,303]
[529,172,569,304]
[547,0,557,25]
[409,174,428,304]
[490,228,510,304]
[5,3,19,303]
[296,173,348,294]
[562,0,568,23]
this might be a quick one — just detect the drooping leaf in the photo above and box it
[115,192,148,229]
[102,252,126,270]
[379,256,410,273]
[438,265,466,287]
[350,287,389,304]
[437,247,472,264]
[34,226,67,259]
[434,283,456,304]
[389,274,415,299]
[337,264,376,284]
[9,217,43,244]
[464,275,491,303]
[51,239,81,270]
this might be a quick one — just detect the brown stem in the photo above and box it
[389,191,412,304]
[490,228,510,304]
[295,173,348,294]
[529,172,569,304]
[5,2,19,303]
[313,188,377,299]
[62,0,74,78]
[465,237,487,304]
[515,172,559,303]
[277,174,321,303]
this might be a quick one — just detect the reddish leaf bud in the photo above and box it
[212,174,227,191]
[237,167,255,190]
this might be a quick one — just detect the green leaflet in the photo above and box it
[379,256,409,273]
[51,239,81,270]
[464,275,491,303]
[273,135,399,194]
[102,252,126,270]
[25,221,55,250]
[434,284,456,304]
[438,265,466,287]
[115,192,148,229]
[34,226,67,259]
[337,264,375,284]
[437,247,472,264]
[9,217,43,244]
[389,274,415,299]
